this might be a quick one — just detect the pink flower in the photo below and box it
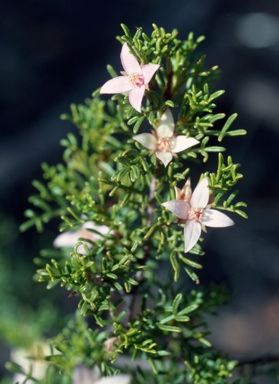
[162,178,234,253]
[100,42,159,112]
[133,109,199,167]
[174,177,192,202]
[53,222,110,254]
[103,337,119,352]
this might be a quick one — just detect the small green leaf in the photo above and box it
[5,362,26,375]
[133,116,145,134]
[158,324,182,332]
[172,293,183,314]
[218,113,238,142]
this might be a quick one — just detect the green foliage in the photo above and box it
[14,23,266,383]
[0,212,67,384]
[23,285,235,383]
[0,213,59,349]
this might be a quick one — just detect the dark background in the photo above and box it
[1,0,279,381]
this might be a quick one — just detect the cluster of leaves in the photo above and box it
[16,24,252,383]
[8,285,237,384]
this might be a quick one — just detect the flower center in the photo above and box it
[157,137,171,152]
[188,207,204,222]
[129,73,144,87]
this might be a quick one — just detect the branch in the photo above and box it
[237,353,279,367]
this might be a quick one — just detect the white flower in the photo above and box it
[73,365,99,384]
[162,178,234,253]
[53,222,110,254]
[72,366,131,384]
[11,343,50,383]
[100,42,159,112]
[95,374,132,384]
[133,109,199,167]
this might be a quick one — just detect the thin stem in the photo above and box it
[128,164,159,320]
[237,353,279,367]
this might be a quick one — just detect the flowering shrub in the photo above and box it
[15,24,254,383]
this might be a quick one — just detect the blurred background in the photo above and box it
[1,0,279,382]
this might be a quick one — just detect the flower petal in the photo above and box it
[133,133,157,150]
[120,43,141,75]
[73,366,98,384]
[162,200,190,220]
[82,223,110,241]
[95,374,132,384]
[174,186,183,200]
[190,178,209,208]
[175,180,192,202]
[156,150,173,167]
[100,76,133,94]
[142,63,160,84]
[128,86,145,112]
[80,221,95,229]
[157,109,174,138]
[202,209,235,227]
[53,231,79,248]
[93,224,111,236]
[184,220,201,253]
[171,136,199,153]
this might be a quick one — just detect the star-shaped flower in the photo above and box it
[53,222,109,254]
[133,109,199,167]
[162,178,234,253]
[100,42,159,112]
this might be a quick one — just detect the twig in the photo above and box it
[237,353,279,367]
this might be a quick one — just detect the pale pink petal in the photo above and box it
[100,76,133,94]
[162,200,190,220]
[81,223,110,241]
[128,86,145,112]
[94,224,111,236]
[171,136,199,153]
[80,221,95,230]
[104,336,119,352]
[190,178,209,208]
[175,186,182,200]
[53,231,79,248]
[180,178,192,202]
[184,220,201,253]
[142,63,160,84]
[157,109,174,138]
[54,222,110,250]
[73,366,98,384]
[95,374,131,384]
[133,133,157,150]
[76,244,87,254]
[174,179,192,201]
[202,209,235,227]
[156,150,173,167]
[120,43,141,75]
